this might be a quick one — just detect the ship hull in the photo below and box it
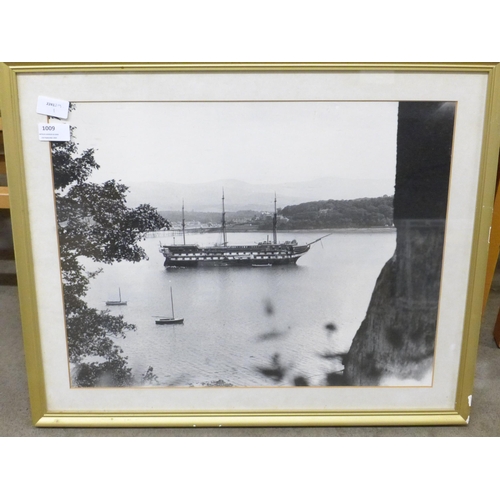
[163,256,301,268]
[155,318,184,324]
[160,243,310,269]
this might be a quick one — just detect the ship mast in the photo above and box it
[181,199,186,245]
[170,287,175,318]
[221,188,227,247]
[273,193,278,245]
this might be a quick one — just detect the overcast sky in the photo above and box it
[67,101,398,191]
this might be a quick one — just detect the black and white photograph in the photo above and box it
[52,99,455,389]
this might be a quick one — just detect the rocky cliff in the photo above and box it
[343,101,456,385]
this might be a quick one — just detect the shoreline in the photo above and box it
[225,227,396,234]
[146,227,397,237]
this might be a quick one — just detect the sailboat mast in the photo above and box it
[182,200,186,245]
[273,193,278,245]
[170,287,175,318]
[221,188,227,247]
[119,288,122,302]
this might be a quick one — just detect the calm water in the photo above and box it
[82,230,396,387]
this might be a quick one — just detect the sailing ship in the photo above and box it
[155,287,184,325]
[105,288,127,306]
[159,193,326,268]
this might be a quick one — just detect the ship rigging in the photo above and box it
[159,192,329,268]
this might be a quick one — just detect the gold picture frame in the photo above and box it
[1,62,499,427]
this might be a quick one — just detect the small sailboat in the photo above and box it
[106,288,127,306]
[155,287,184,325]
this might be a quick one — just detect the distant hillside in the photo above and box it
[126,177,395,212]
[160,196,394,230]
[276,196,394,229]
[159,210,259,224]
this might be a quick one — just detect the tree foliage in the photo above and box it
[52,135,169,387]
[277,195,394,229]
